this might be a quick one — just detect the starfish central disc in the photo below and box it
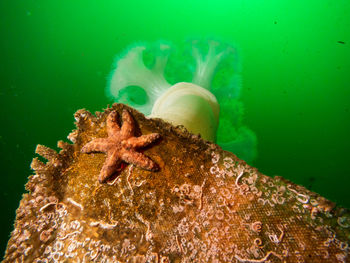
[81,109,161,183]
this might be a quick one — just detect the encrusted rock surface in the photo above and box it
[3,103,350,262]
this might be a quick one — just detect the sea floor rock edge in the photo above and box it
[3,103,350,263]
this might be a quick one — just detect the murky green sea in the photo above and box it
[0,0,349,255]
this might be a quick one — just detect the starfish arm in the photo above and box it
[121,150,159,171]
[120,110,135,139]
[107,111,121,137]
[99,151,122,183]
[122,133,161,149]
[81,138,110,153]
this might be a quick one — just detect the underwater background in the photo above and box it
[0,0,349,255]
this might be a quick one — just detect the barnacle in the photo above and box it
[3,104,350,262]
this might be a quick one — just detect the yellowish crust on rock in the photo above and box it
[3,103,350,263]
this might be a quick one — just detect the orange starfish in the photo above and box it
[81,109,161,183]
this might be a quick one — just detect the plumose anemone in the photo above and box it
[107,39,257,163]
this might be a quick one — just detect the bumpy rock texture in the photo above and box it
[3,103,350,262]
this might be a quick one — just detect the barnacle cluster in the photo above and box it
[3,104,350,262]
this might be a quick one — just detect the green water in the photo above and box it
[0,0,349,255]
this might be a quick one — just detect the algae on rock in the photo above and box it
[3,104,350,262]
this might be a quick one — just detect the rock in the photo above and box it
[3,103,350,262]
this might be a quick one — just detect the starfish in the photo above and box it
[81,109,161,183]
